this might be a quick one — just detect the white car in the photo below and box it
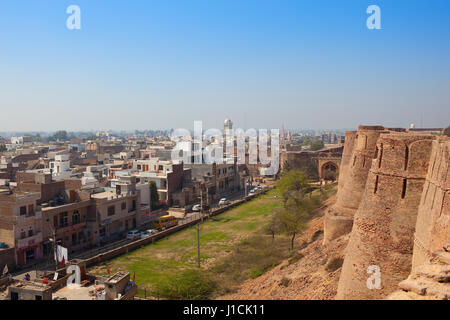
[219,198,230,206]
[126,230,140,240]
[249,189,256,195]
[140,229,158,238]
[192,204,201,212]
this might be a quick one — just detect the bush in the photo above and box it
[288,252,304,265]
[150,269,216,300]
[279,277,291,287]
[325,257,344,272]
[248,267,264,279]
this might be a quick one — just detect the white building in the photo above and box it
[49,154,72,180]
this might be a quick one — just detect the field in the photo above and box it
[89,186,335,299]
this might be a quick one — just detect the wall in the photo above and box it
[411,137,450,269]
[336,133,436,299]
[0,248,16,272]
[323,126,387,245]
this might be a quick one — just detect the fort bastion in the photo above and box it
[325,127,449,300]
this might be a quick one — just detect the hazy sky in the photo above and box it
[0,0,449,132]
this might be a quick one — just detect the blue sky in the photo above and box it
[0,0,449,131]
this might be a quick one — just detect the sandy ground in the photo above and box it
[217,194,349,300]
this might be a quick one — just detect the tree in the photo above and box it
[149,181,159,210]
[0,144,6,152]
[265,209,283,243]
[278,169,309,206]
[444,125,450,137]
[301,136,312,146]
[48,130,68,141]
[310,140,324,151]
[278,197,309,251]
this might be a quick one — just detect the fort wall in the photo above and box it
[412,137,450,269]
[336,133,436,299]
[323,126,387,244]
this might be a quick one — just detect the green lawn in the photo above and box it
[88,185,335,299]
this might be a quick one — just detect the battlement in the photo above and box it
[329,128,449,300]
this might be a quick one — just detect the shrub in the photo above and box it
[325,257,344,272]
[279,277,291,287]
[248,267,264,279]
[150,269,216,300]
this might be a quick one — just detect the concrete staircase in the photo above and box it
[388,251,450,300]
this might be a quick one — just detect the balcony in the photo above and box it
[15,211,42,225]
[16,232,43,249]
[57,221,87,234]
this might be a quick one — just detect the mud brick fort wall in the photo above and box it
[324,125,449,299]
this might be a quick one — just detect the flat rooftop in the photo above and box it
[53,283,95,300]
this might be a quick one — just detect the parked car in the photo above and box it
[126,230,140,240]
[140,229,158,239]
[192,204,201,212]
[249,189,256,195]
[219,198,230,206]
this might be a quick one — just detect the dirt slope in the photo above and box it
[218,194,349,300]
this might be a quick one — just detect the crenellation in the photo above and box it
[329,130,449,300]
[323,125,387,245]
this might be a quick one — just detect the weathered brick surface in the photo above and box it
[324,126,388,245]
[412,137,450,269]
[336,133,436,299]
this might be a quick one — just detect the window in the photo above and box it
[53,216,58,228]
[374,175,379,194]
[137,164,141,170]
[28,229,33,237]
[72,233,77,245]
[404,146,409,171]
[159,165,163,171]
[107,205,115,216]
[121,202,126,210]
[72,210,80,225]
[132,200,136,211]
[401,179,407,199]
[378,143,383,168]
[59,212,68,228]
[20,206,26,216]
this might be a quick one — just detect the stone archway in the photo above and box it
[318,158,340,181]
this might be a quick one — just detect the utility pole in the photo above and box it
[53,228,58,271]
[197,222,200,268]
[197,183,204,268]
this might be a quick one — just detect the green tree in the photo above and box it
[149,181,159,210]
[49,130,68,141]
[444,125,450,137]
[264,209,283,243]
[278,196,310,251]
[310,140,324,151]
[278,169,309,206]
[301,136,312,146]
[0,144,6,152]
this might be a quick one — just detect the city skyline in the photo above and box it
[1,0,449,131]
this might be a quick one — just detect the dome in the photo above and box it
[224,118,231,125]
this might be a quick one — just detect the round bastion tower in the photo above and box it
[323,125,387,245]
[336,131,357,195]
[336,133,436,299]
[411,136,450,270]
